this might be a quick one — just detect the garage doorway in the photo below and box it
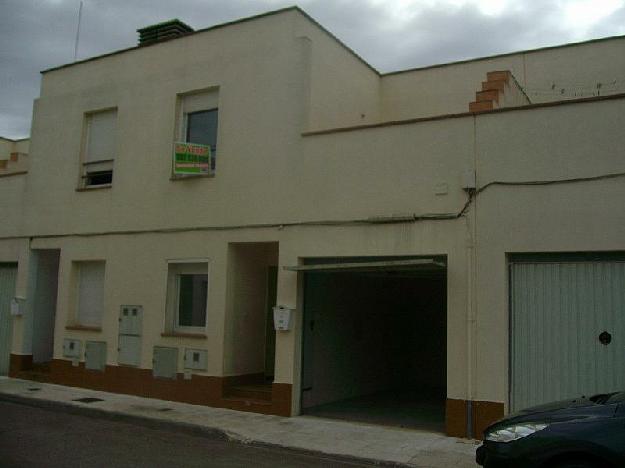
[295,256,447,432]
[510,253,625,412]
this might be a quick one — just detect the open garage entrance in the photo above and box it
[295,256,447,432]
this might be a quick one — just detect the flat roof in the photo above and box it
[382,33,625,77]
[40,5,625,78]
[42,6,377,75]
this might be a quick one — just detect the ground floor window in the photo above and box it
[166,262,209,333]
[75,261,105,327]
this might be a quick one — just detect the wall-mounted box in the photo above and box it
[10,297,25,316]
[153,346,178,379]
[462,169,476,191]
[118,335,141,366]
[183,348,207,370]
[273,306,293,331]
[63,338,82,358]
[119,305,143,336]
[118,305,143,367]
[85,341,107,371]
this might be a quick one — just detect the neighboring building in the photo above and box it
[1,7,624,439]
[0,137,29,176]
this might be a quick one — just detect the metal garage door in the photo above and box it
[510,258,625,412]
[0,264,17,375]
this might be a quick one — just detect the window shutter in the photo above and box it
[182,92,218,114]
[77,262,105,327]
[85,110,117,170]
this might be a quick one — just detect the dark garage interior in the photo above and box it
[299,257,447,432]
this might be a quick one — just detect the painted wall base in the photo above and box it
[16,358,292,417]
[446,398,504,439]
[12,356,501,438]
[9,354,33,377]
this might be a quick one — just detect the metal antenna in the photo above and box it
[73,1,83,61]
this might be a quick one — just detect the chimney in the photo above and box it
[137,19,194,46]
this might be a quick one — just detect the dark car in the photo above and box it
[476,391,625,468]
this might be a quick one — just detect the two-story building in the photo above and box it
[1,7,624,439]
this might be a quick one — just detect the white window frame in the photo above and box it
[174,89,219,177]
[178,90,219,140]
[165,260,209,334]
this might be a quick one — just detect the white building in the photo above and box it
[1,7,624,438]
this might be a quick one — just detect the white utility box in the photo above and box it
[184,348,208,370]
[273,306,294,331]
[85,341,107,371]
[63,339,82,358]
[10,297,24,316]
[153,346,178,379]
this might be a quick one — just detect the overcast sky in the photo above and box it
[1,0,624,139]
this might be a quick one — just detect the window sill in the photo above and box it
[170,174,214,181]
[66,325,102,332]
[161,332,207,339]
[76,184,112,192]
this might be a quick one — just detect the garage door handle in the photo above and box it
[599,331,612,345]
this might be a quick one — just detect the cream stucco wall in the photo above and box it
[293,14,381,131]
[472,98,625,409]
[380,36,625,122]
[1,7,624,418]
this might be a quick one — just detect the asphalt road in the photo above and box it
[0,401,374,468]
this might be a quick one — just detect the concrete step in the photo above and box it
[226,384,272,402]
[221,396,273,406]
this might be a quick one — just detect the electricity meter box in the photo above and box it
[63,339,82,358]
[184,348,208,370]
[273,306,294,331]
[153,346,178,379]
[118,305,143,367]
[85,341,107,371]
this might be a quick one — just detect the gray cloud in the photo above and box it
[1,0,624,138]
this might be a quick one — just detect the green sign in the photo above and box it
[173,142,211,175]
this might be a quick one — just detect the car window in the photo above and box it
[605,392,625,404]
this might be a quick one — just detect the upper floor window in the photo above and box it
[174,90,219,176]
[186,109,218,171]
[82,109,117,187]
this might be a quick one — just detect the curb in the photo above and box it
[0,391,411,468]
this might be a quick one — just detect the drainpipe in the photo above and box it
[465,116,479,438]
[465,213,476,439]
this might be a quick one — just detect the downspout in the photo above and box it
[466,116,479,438]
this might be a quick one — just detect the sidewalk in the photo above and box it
[0,377,478,467]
